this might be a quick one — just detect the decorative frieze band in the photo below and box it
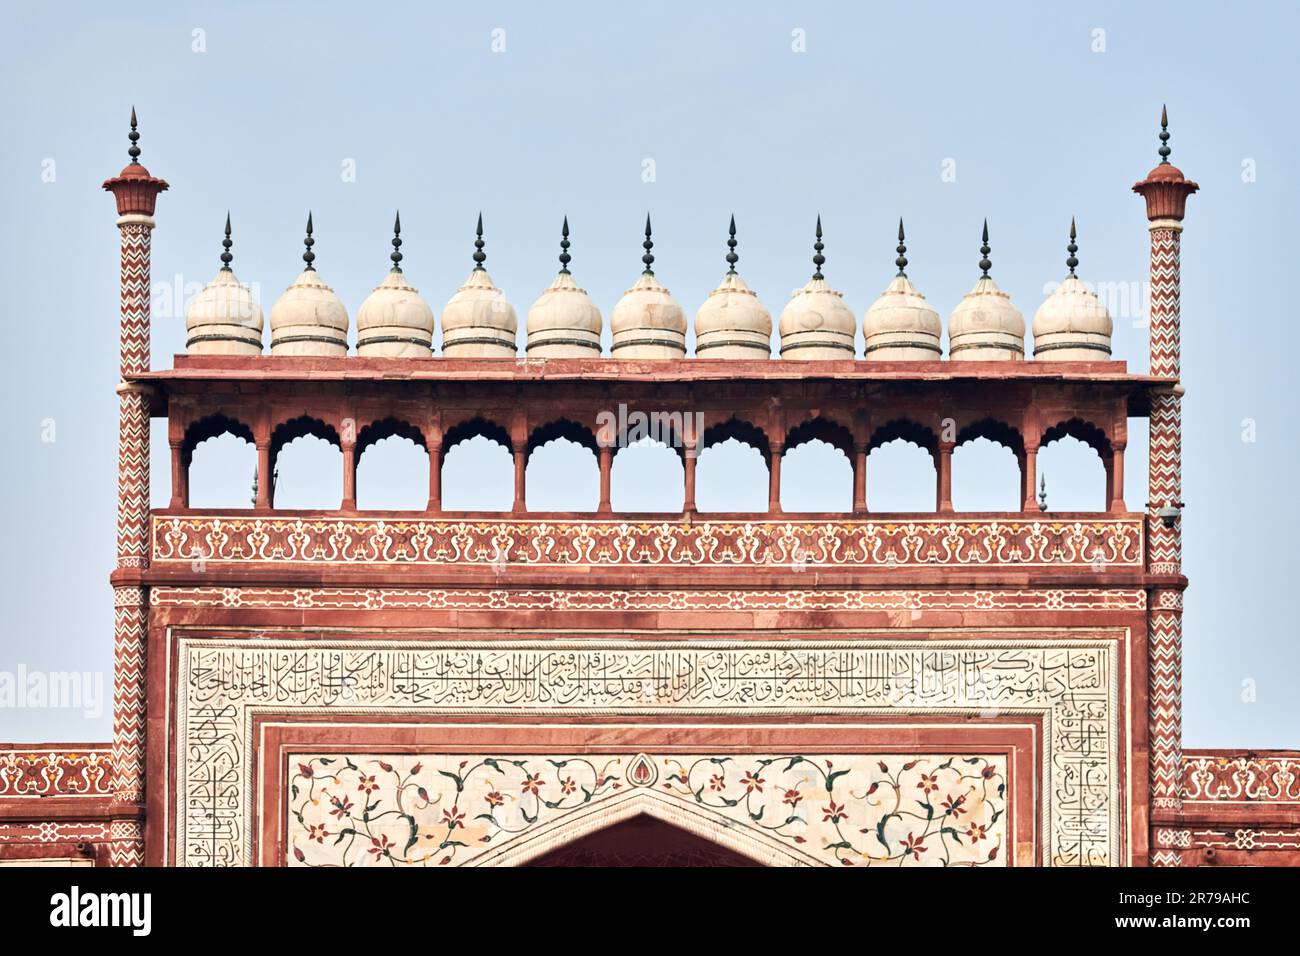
[151,585,1147,613]
[152,516,1144,569]
[0,750,113,797]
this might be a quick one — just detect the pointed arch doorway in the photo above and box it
[522,814,764,867]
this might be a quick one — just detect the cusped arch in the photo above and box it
[868,418,937,457]
[1041,417,1111,456]
[356,416,427,459]
[182,412,255,465]
[784,416,854,460]
[955,417,1025,457]
[701,416,771,464]
[270,415,341,465]
[443,416,513,454]
[472,788,816,868]
[526,418,599,459]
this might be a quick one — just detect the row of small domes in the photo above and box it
[187,214,1113,361]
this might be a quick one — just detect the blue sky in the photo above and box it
[0,1,1296,745]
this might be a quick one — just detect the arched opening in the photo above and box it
[442,417,513,512]
[1038,418,1111,512]
[782,418,854,513]
[356,418,429,511]
[612,437,685,512]
[525,419,600,512]
[522,814,764,867]
[270,416,342,510]
[697,417,770,513]
[866,419,937,513]
[184,414,256,509]
[952,418,1024,513]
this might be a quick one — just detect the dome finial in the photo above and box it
[472,213,486,271]
[725,215,739,274]
[127,106,141,165]
[642,213,655,275]
[978,219,992,277]
[811,215,825,280]
[390,210,403,273]
[558,216,571,274]
[220,212,233,272]
[895,217,908,277]
[1158,104,1172,164]
[1066,217,1078,277]
[302,212,316,271]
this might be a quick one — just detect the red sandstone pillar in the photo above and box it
[768,444,783,513]
[852,443,868,513]
[683,446,697,514]
[341,438,357,510]
[1109,442,1127,512]
[1134,109,1198,843]
[513,448,527,513]
[168,440,185,509]
[598,445,613,513]
[102,109,168,868]
[427,443,442,513]
[1021,443,1038,512]
[935,442,954,512]
[255,440,271,509]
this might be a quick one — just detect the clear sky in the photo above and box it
[0,1,1296,746]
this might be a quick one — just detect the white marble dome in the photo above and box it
[526,220,602,357]
[269,217,349,356]
[442,267,517,357]
[1032,224,1113,360]
[186,267,263,355]
[611,273,686,359]
[694,221,771,359]
[1033,277,1113,360]
[269,269,349,356]
[695,273,772,358]
[778,277,855,359]
[948,225,1023,360]
[527,271,602,357]
[948,276,1024,360]
[356,270,435,358]
[863,275,942,360]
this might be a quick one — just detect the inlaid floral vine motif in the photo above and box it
[287,752,1007,867]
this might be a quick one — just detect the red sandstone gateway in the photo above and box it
[0,109,1296,869]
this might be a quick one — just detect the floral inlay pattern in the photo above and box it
[287,752,1007,867]
[153,516,1142,569]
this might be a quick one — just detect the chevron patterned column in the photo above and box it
[103,111,168,866]
[1133,111,1197,858]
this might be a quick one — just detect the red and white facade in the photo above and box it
[1,116,1296,868]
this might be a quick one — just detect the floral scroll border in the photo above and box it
[152,516,1144,569]
[173,635,1120,867]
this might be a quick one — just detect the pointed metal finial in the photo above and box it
[811,215,825,280]
[558,216,571,274]
[978,219,991,277]
[895,218,908,277]
[1158,104,1171,164]
[220,212,233,271]
[302,212,316,270]
[128,106,141,164]
[642,213,655,276]
[1066,217,1078,277]
[472,213,486,271]
[1037,473,1048,512]
[725,215,738,274]
[389,210,403,272]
